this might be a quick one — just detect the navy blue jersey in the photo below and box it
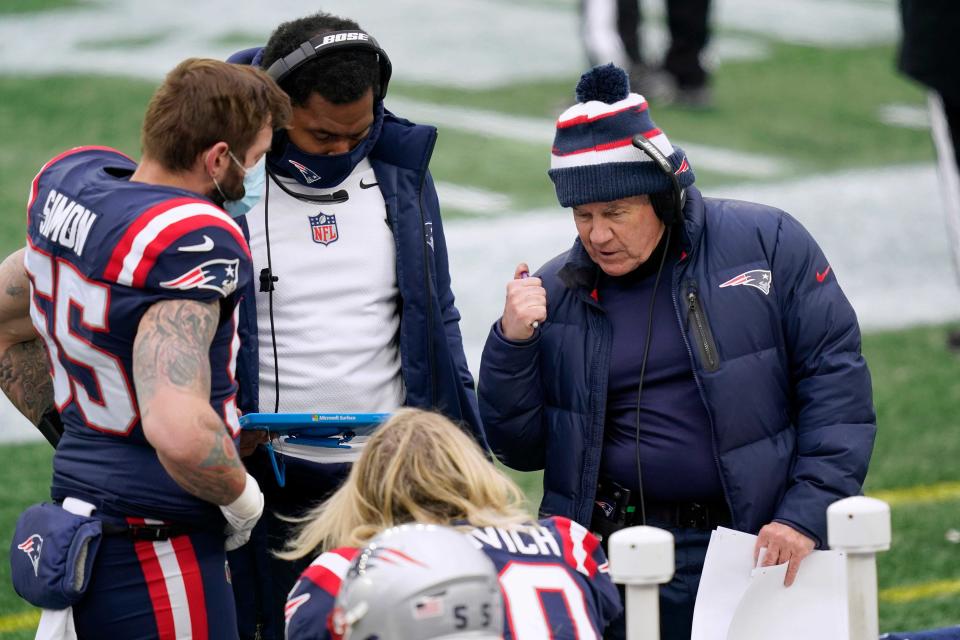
[24,146,252,528]
[285,516,622,639]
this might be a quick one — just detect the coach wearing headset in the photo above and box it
[479,64,876,640]
[225,12,484,639]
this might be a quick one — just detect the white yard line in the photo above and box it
[436,182,513,213]
[878,104,930,130]
[388,97,793,178]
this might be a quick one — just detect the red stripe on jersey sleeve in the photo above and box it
[553,516,600,578]
[128,214,250,288]
[103,197,208,281]
[302,548,359,597]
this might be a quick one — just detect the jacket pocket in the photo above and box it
[686,286,720,372]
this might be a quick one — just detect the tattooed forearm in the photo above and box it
[134,297,245,505]
[133,298,218,405]
[0,339,53,424]
[5,284,26,297]
[0,249,30,328]
[157,428,245,505]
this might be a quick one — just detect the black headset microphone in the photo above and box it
[619,134,685,527]
[258,30,392,413]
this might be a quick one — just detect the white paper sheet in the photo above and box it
[691,527,848,640]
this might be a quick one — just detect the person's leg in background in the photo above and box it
[928,91,960,350]
[581,0,646,69]
[663,0,713,108]
[657,527,711,640]
[228,521,275,640]
[939,95,960,171]
[621,0,676,103]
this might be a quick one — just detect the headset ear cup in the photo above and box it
[650,191,676,225]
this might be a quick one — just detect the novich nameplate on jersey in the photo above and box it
[309,213,339,246]
[160,258,240,296]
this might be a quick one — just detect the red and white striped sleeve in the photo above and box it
[286,548,359,640]
[102,197,251,300]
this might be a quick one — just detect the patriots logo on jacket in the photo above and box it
[160,258,240,296]
[309,213,339,246]
[289,160,321,184]
[17,534,43,577]
[719,269,772,295]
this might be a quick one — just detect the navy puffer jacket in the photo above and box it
[479,187,876,546]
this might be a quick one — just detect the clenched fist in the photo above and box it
[500,263,548,341]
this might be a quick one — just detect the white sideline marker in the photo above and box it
[608,525,675,640]
[827,496,892,640]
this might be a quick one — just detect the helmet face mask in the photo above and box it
[332,525,503,640]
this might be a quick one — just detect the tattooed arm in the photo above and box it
[0,249,53,425]
[133,298,247,505]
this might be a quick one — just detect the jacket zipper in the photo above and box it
[686,288,719,373]
[581,296,611,525]
[419,131,439,405]
[672,274,736,526]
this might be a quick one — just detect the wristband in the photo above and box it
[224,472,262,518]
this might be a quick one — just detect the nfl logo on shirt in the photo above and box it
[309,213,339,246]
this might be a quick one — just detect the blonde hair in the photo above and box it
[279,408,531,559]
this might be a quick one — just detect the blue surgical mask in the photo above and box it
[222,155,266,218]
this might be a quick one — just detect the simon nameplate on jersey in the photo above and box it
[38,189,98,257]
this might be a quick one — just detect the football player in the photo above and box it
[281,409,622,640]
[328,524,503,640]
[0,58,290,638]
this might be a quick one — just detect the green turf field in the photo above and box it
[0,0,86,15]
[0,21,957,635]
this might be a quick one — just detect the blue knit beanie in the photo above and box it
[548,63,695,208]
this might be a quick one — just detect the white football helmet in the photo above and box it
[332,524,503,640]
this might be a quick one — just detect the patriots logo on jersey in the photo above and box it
[160,258,240,296]
[289,160,321,184]
[309,213,339,246]
[719,269,772,295]
[17,534,43,577]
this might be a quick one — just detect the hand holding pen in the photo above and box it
[500,262,547,341]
